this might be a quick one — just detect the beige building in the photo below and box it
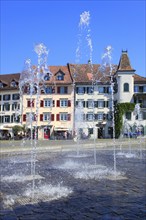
[21,65,74,140]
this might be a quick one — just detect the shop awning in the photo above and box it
[54,127,69,131]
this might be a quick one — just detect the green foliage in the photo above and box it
[115,102,135,138]
[12,125,23,136]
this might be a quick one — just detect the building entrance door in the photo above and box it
[98,127,103,139]
[44,128,50,139]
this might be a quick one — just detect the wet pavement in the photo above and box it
[0,143,146,220]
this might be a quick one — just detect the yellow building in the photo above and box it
[21,65,74,140]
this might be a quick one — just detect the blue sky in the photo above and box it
[1,0,146,77]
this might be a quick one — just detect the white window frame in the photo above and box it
[43,112,51,121]
[60,112,68,121]
[44,99,53,107]
[88,99,94,108]
[87,113,94,121]
[60,99,68,107]
[98,100,104,108]
[98,113,103,121]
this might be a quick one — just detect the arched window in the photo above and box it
[124,83,129,92]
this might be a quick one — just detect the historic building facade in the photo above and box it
[0,51,146,139]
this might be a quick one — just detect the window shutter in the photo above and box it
[87,101,89,108]
[40,100,44,107]
[34,114,37,121]
[23,114,26,122]
[31,100,34,107]
[57,87,60,93]
[40,114,43,121]
[68,100,71,107]
[27,100,30,107]
[56,114,60,121]
[57,100,60,107]
[51,114,54,121]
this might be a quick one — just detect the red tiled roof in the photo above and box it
[0,73,20,90]
[68,63,117,84]
[117,50,135,71]
[134,74,146,84]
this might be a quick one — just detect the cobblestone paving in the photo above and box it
[0,147,146,220]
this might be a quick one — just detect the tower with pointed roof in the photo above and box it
[115,50,135,103]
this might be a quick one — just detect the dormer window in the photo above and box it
[56,71,64,81]
[44,73,50,81]
[0,82,3,88]
[10,81,17,87]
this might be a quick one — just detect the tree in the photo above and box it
[12,125,23,137]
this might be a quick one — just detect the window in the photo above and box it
[98,87,104,93]
[76,100,85,108]
[104,87,110,94]
[56,73,64,80]
[3,94,11,101]
[44,74,50,81]
[87,87,94,94]
[60,99,68,107]
[3,103,10,111]
[97,113,103,121]
[44,99,53,107]
[12,102,20,111]
[134,86,139,93]
[12,114,20,123]
[45,86,53,94]
[87,113,94,121]
[59,87,68,94]
[77,87,85,94]
[87,100,94,108]
[43,112,51,121]
[88,128,93,134]
[98,100,104,108]
[26,112,36,121]
[12,93,19,100]
[4,115,10,123]
[125,112,131,120]
[60,113,68,121]
[124,83,129,92]
[144,86,146,93]
[11,81,17,87]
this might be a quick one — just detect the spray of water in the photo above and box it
[99,45,117,175]
[134,103,142,158]
[19,43,52,199]
[76,11,93,64]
